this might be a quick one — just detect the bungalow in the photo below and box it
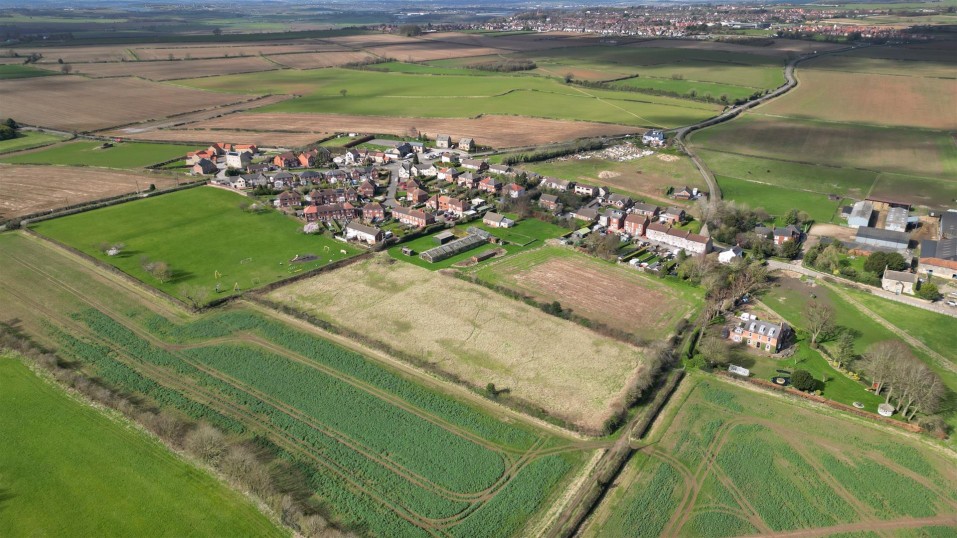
[487,164,512,176]
[225,151,251,169]
[458,137,476,152]
[345,222,384,245]
[632,202,659,218]
[646,223,712,254]
[540,177,574,192]
[362,202,385,222]
[918,238,957,280]
[393,206,434,228]
[191,158,218,175]
[483,212,514,228]
[606,193,633,209]
[435,134,452,149]
[881,270,917,295]
[276,190,302,209]
[623,213,649,237]
[539,194,561,212]
[773,225,801,246]
[461,159,488,172]
[574,184,598,197]
[478,177,502,194]
[304,202,357,222]
[659,207,686,225]
[730,316,790,352]
[408,188,429,204]
[504,183,526,199]
[246,163,270,174]
[673,186,695,200]
[440,152,459,164]
[642,129,666,147]
[571,207,599,223]
[358,180,376,198]
[273,152,298,168]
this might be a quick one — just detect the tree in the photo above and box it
[860,340,908,398]
[778,238,802,260]
[564,73,574,83]
[834,331,856,367]
[804,301,834,346]
[184,423,226,465]
[212,27,222,36]
[60,63,72,74]
[863,251,908,275]
[398,24,423,37]
[784,208,801,225]
[485,383,497,397]
[790,369,816,391]
[339,89,347,97]
[698,335,732,367]
[180,285,210,309]
[916,282,941,301]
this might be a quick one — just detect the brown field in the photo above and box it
[420,31,619,52]
[130,42,348,61]
[0,164,179,219]
[323,33,427,48]
[266,51,376,69]
[35,56,279,80]
[367,43,508,62]
[0,76,252,132]
[758,69,957,130]
[28,45,134,63]
[196,112,639,148]
[106,128,324,148]
[629,38,846,57]
[109,94,293,134]
[267,255,646,432]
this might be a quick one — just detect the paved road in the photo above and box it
[766,259,957,318]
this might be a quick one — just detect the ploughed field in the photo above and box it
[0,232,589,537]
[583,375,957,537]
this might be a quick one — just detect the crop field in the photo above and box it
[0,130,66,154]
[472,247,700,336]
[31,187,360,303]
[41,56,279,80]
[266,51,376,69]
[0,75,248,132]
[583,375,957,537]
[0,140,194,168]
[0,232,589,537]
[0,64,59,79]
[0,164,180,220]
[127,42,352,61]
[628,38,846,58]
[194,112,641,148]
[267,254,647,432]
[0,356,284,538]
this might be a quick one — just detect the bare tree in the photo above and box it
[184,423,226,465]
[180,284,210,309]
[804,301,834,346]
[60,63,72,74]
[860,340,906,397]
[699,334,733,366]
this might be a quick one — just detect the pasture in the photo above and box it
[0,232,588,537]
[267,254,647,432]
[0,130,66,154]
[584,375,957,537]
[0,64,59,79]
[713,174,846,225]
[31,187,360,303]
[0,356,284,538]
[0,140,194,169]
[472,247,701,336]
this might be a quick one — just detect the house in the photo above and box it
[646,223,712,254]
[881,270,917,295]
[659,207,686,225]
[298,149,320,168]
[642,129,666,147]
[299,170,322,185]
[397,162,415,180]
[855,226,909,251]
[234,144,258,155]
[461,159,487,172]
[673,186,696,200]
[918,238,957,280]
[435,134,452,149]
[393,206,434,227]
[623,213,649,237]
[457,172,478,189]
[240,173,268,189]
[606,193,633,209]
[271,171,294,189]
[718,246,744,264]
[574,183,598,197]
[276,190,302,208]
[540,177,573,192]
[729,316,790,352]
[483,212,514,228]
[632,202,659,218]
[408,188,429,204]
[571,207,599,223]
[478,177,502,194]
[773,225,801,246]
[358,180,376,198]
[228,176,247,190]
[308,188,358,205]
[427,195,470,216]
[246,163,269,174]
[600,209,625,231]
[191,158,218,175]
[539,194,561,212]
[418,163,438,177]
[362,202,385,222]
[940,211,957,240]
[393,142,414,157]
[458,137,476,152]
[847,201,874,228]
[883,206,909,233]
[504,183,526,199]
[225,151,251,169]
[342,149,363,166]
[487,164,512,176]
[440,152,459,164]
[273,152,298,168]
[437,167,461,182]
[187,149,214,166]
[304,202,357,222]
[345,222,384,245]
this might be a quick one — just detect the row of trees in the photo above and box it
[860,341,946,421]
[0,117,19,141]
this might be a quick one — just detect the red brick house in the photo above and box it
[276,190,303,208]
[362,202,385,222]
[539,194,561,211]
[273,152,298,168]
[623,213,649,237]
[408,188,429,204]
[393,206,434,227]
[191,158,217,175]
[304,202,357,222]
[478,177,502,194]
[427,195,470,216]
[358,180,376,198]
[298,149,320,168]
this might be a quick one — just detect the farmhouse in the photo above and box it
[362,202,385,222]
[632,202,659,217]
[304,202,356,222]
[191,158,217,175]
[539,194,561,212]
[881,270,917,295]
[345,222,384,245]
[847,201,874,228]
[855,226,910,251]
[225,151,251,169]
[642,129,666,147]
[483,212,514,228]
[458,137,476,152]
[435,134,452,148]
[730,315,789,352]
[940,212,957,240]
[883,206,909,233]
[623,213,649,237]
[773,225,801,246]
[659,207,686,225]
[646,222,712,254]
[918,239,957,280]
[187,149,214,165]
[541,177,574,192]
[504,183,526,198]
[393,206,433,228]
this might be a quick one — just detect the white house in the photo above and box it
[718,246,743,264]
[345,222,384,245]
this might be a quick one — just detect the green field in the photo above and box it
[609,75,761,103]
[0,232,587,537]
[177,67,721,128]
[0,356,284,538]
[714,174,845,225]
[32,187,360,303]
[0,64,59,79]
[0,140,195,169]
[585,375,957,537]
[0,130,67,154]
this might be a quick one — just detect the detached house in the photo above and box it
[461,159,488,172]
[458,137,476,152]
[191,158,218,175]
[632,202,659,218]
[673,186,695,200]
[539,194,561,212]
[540,177,574,192]
[730,316,790,353]
[488,164,512,176]
[225,151,251,169]
[345,222,384,245]
[435,134,452,149]
[298,149,320,168]
[881,270,917,295]
[437,167,461,182]
[483,212,514,228]
[606,193,633,209]
[574,184,598,197]
[358,180,376,198]
[478,177,502,194]
[659,207,686,225]
[600,209,625,231]
[457,172,478,189]
[504,183,526,199]
[428,195,470,216]
[773,225,801,246]
[408,188,429,204]
[571,207,599,223]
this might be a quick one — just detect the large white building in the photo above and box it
[646,223,712,254]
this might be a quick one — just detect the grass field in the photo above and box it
[0,232,589,537]
[0,356,284,538]
[583,375,957,537]
[0,140,195,168]
[0,130,66,154]
[0,64,59,79]
[713,174,846,225]
[267,254,647,432]
[472,247,700,337]
[31,187,359,303]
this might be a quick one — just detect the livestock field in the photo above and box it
[0,232,590,538]
[267,254,647,433]
[472,247,700,337]
[583,375,957,537]
[31,187,360,304]
[0,140,194,169]
[0,357,284,538]
[0,165,180,220]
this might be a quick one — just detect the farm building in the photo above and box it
[345,223,384,245]
[483,212,514,228]
[883,207,909,233]
[434,230,456,244]
[225,151,251,169]
[881,270,917,295]
[729,315,789,353]
[191,158,218,175]
[847,201,874,228]
[940,211,957,240]
[855,226,910,250]
[918,239,957,280]
[419,229,491,263]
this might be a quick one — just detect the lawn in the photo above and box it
[583,374,957,537]
[0,130,67,154]
[0,64,59,79]
[0,140,195,169]
[714,174,845,225]
[31,186,360,303]
[0,356,284,538]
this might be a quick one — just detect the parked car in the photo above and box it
[947,300,957,307]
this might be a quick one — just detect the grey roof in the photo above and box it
[540,194,559,203]
[573,207,599,220]
[849,201,873,221]
[921,238,957,261]
[484,212,508,223]
[434,230,456,240]
[884,207,908,230]
[737,318,788,338]
[883,270,918,284]
[941,212,957,239]
[346,222,381,236]
[633,202,658,213]
[855,226,909,245]
[664,206,685,216]
[774,225,800,237]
